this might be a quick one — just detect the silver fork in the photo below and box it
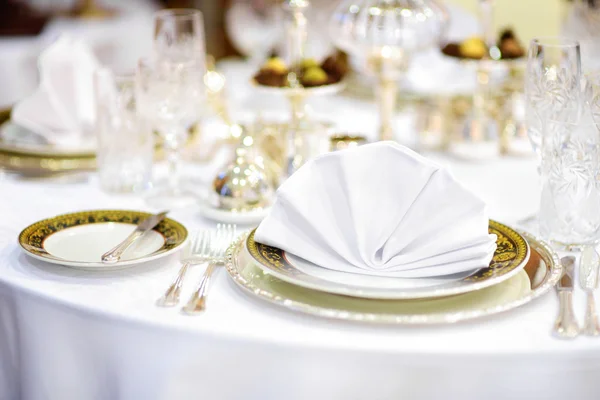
[156,231,211,307]
[580,246,600,336]
[182,223,236,314]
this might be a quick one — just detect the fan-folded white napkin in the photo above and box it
[254,142,497,278]
[11,35,99,148]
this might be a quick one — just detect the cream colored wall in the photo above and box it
[448,0,566,44]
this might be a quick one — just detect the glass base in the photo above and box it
[547,238,600,253]
[514,213,538,235]
[144,183,200,210]
[516,213,600,252]
[100,179,150,194]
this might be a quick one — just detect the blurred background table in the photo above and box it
[2,60,600,400]
[0,0,576,108]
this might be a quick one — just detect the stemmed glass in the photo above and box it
[144,9,208,207]
[522,37,581,231]
[225,0,282,65]
[135,58,206,208]
[525,38,582,160]
[329,0,448,141]
[154,9,206,64]
[153,9,208,127]
[523,37,600,248]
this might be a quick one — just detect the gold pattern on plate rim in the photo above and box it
[18,209,188,262]
[244,220,530,299]
[225,231,561,324]
[0,107,97,173]
[0,151,96,174]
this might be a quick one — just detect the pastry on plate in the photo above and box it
[253,51,348,88]
[441,28,525,60]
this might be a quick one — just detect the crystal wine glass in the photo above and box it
[135,58,206,208]
[225,0,283,65]
[329,0,448,141]
[524,37,587,245]
[154,9,206,64]
[525,38,582,158]
[562,0,600,72]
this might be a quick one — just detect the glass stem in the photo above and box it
[377,75,397,141]
[290,93,304,127]
[479,0,495,51]
[473,63,491,134]
[164,131,183,193]
[286,93,305,177]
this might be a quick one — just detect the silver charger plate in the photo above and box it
[244,220,530,300]
[225,231,561,324]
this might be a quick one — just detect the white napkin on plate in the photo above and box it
[11,35,100,148]
[255,142,497,278]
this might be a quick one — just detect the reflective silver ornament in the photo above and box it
[212,137,274,211]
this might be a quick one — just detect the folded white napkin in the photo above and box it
[11,35,100,148]
[255,142,497,278]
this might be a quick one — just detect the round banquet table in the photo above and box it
[2,61,600,400]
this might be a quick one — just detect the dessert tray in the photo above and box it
[251,79,346,97]
[441,29,526,61]
[250,52,348,97]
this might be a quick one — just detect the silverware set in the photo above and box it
[102,211,168,264]
[553,247,600,339]
[156,223,237,313]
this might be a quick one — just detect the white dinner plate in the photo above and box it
[18,210,188,270]
[245,220,530,300]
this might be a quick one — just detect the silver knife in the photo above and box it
[553,256,580,339]
[101,211,168,264]
[580,246,600,336]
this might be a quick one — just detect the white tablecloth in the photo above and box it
[2,62,600,400]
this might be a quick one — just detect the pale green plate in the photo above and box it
[225,231,561,324]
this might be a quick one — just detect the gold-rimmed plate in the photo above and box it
[0,109,96,157]
[226,231,560,324]
[245,220,530,300]
[18,210,188,270]
[0,148,96,176]
[0,108,96,176]
[0,121,96,157]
